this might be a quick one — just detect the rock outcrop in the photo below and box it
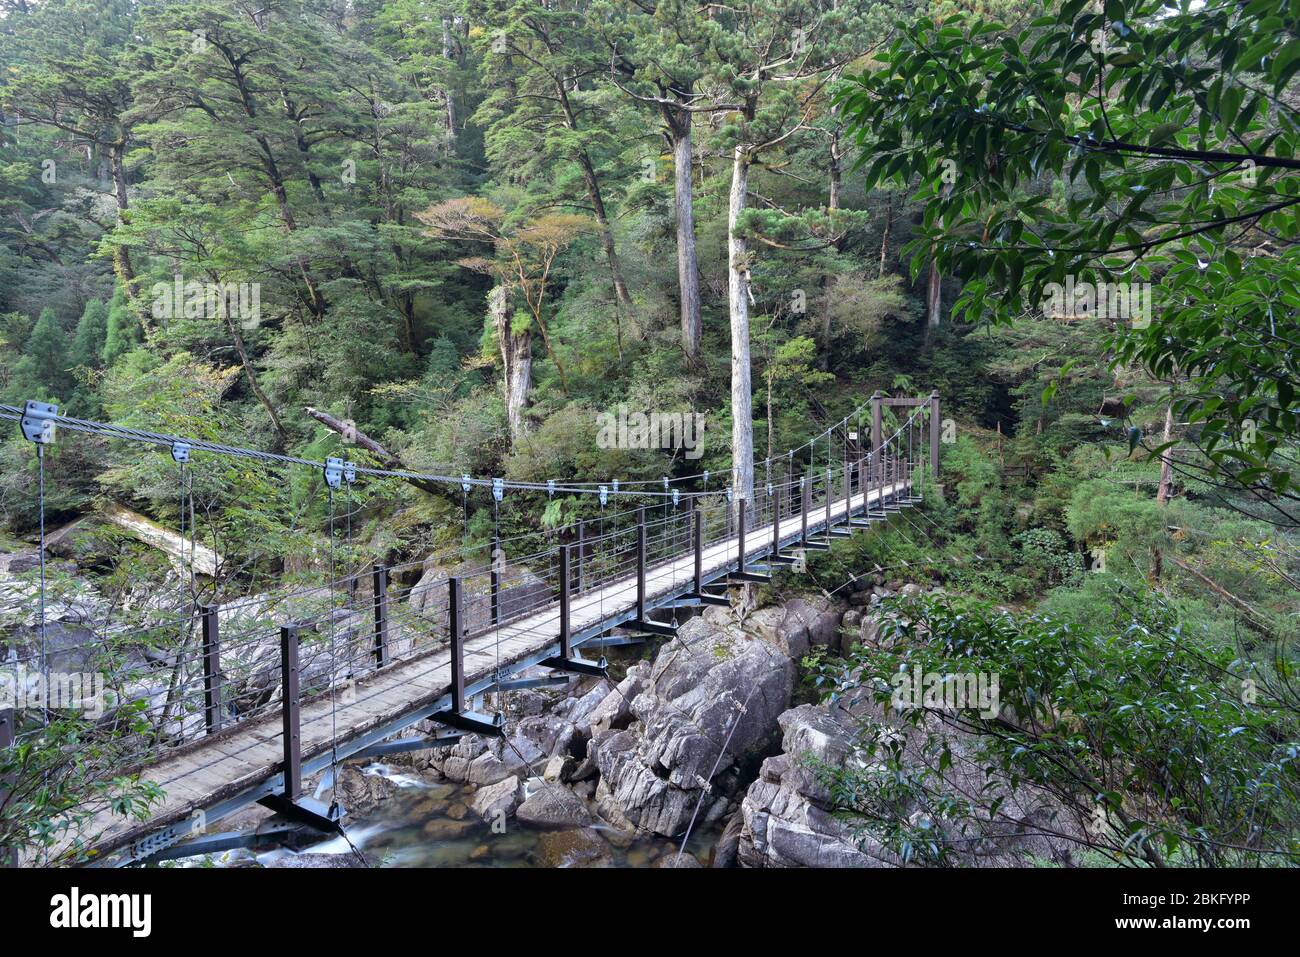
[738,704,895,867]
[469,775,523,822]
[738,696,1083,868]
[589,614,795,836]
[744,593,846,659]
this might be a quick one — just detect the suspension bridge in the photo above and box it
[0,392,940,866]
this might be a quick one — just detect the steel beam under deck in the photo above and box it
[98,477,915,867]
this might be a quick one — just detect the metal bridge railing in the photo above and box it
[0,392,941,859]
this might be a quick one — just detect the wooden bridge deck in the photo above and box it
[81,479,911,862]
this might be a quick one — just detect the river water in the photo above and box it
[258,764,720,868]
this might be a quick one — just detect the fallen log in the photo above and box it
[1167,554,1274,636]
[102,502,221,577]
[304,406,443,495]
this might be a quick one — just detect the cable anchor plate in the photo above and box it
[20,400,57,445]
[324,457,344,489]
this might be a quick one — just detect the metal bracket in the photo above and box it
[170,441,191,464]
[492,674,573,693]
[539,654,608,679]
[135,818,309,864]
[352,731,466,760]
[686,593,730,607]
[343,461,357,484]
[628,618,677,637]
[492,477,504,501]
[729,570,772,584]
[20,400,57,445]
[256,793,344,833]
[323,457,344,490]
[580,634,647,647]
[599,485,608,506]
[430,709,506,737]
[683,588,729,607]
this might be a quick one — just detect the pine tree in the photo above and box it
[70,300,108,371]
[10,307,70,403]
[102,287,140,367]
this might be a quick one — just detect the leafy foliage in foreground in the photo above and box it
[818,593,1300,867]
[837,0,1300,513]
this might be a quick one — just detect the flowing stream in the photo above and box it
[258,764,721,868]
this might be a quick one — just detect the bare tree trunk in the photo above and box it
[926,259,942,332]
[224,311,287,443]
[554,79,636,327]
[828,126,842,213]
[818,129,843,370]
[728,145,755,515]
[491,285,532,442]
[304,406,443,495]
[1156,403,1175,505]
[670,111,702,365]
[108,141,143,319]
[441,17,458,142]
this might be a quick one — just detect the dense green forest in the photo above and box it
[0,0,1298,868]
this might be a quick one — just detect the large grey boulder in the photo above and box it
[591,615,794,836]
[470,775,523,822]
[432,713,578,786]
[747,595,846,659]
[516,776,596,827]
[552,678,613,741]
[586,664,647,736]
[738,698,1084,868]
[782,596,846,650]
[746,606,806,659]
[738,703,896,868]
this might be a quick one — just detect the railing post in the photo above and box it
[279,624,302,800]
[449,576,464,714]
[800,475,810,545]
[693,507,704,595]
[201,604,222,735]
[558,544,571,659]
[737,498,747,571]
[489,536,501,626]
[842,459,852,526]
[825,468,833,531]
[636,508,647,622]
[871,393,883,495]
[930,391,941,481]
[372,563,390,668]
[772,480,781,554]
[858,457,868,518]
